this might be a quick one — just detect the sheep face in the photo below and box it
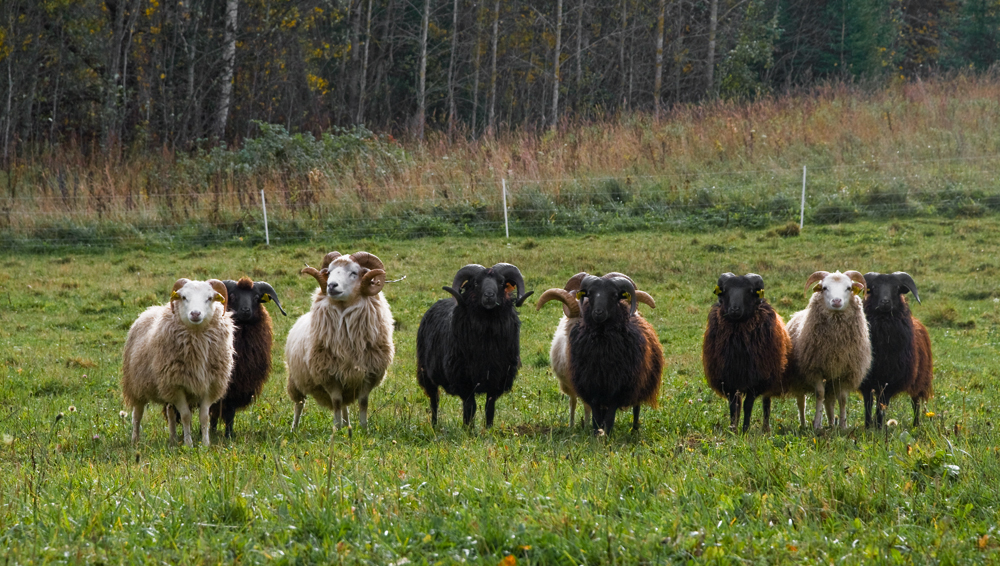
[324,257,367,301]
[807,271,865,312]
[170,279,228,329]
[443,263,533,311]
[863,272,920,313]
[225,278,287,323]
[714,272,765,321]
[577,275,636,324]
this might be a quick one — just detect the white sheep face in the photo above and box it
[815,272,860,312]
[324,259,362,301]
[172,281,225,328]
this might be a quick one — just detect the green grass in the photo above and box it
[2,217,1000,563]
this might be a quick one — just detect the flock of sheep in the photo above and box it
[119,250,933,446]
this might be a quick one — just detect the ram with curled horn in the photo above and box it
[285,250,396,434]
[535,271,658,428]
[417,262,534,428]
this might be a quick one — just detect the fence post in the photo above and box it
[502,178,509,238]
[261,189,270,245]
[799,165,807,229]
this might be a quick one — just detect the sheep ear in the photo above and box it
[812,283,823,294]
[713,285,722,296]
[208,279,229,310]
[170,290,181,301]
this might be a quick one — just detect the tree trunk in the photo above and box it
[706,0,718,98]
[471,2,482,137]
[416,0,430,141]
[487,0,499,136]
[3,55,12,163]
[213,0,238,141]
[653,0,665,120]
[550,0,563,130]
[447,0,459,138]
[619,0,627,107]
[357,0,373,124]
[575,0,584,96]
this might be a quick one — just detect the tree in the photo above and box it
[213,0,239,141]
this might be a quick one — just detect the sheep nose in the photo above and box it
[189,310,202,320]
[831,298,843,308]
[728,306,743,317]
[327,282,339,293]
[592,307,607,322]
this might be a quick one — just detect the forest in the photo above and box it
[2,0,1000,157]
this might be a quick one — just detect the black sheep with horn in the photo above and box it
[416,263,533,428]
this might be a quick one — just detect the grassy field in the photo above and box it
[2,217,1000,564]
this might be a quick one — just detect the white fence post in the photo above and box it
[261,189,270,245]
[799,165,807,229]
[502,178,509,238]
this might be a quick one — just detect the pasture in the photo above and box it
[1,217,999,564]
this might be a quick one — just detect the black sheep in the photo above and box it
[214,277,286,437]
[860,271,934,429]
[539,275,663,434]
[416,263,533,427]
[702,273,792,433]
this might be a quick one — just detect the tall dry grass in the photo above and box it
[3,75,1000,242]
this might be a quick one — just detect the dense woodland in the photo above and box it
[2,0,1000,159]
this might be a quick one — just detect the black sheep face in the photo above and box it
[224,278,287,323]
[444,263,533,311]
[577,275,636,324]
[863,272,920,314]
[714,272,764,322]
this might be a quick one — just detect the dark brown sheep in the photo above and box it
[861,272,934,428]
[702,273,792,433]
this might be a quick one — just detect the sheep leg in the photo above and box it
[199,402,211,446]
[428,387,440,427]
[174,396,194,447]
[631,405,640,432]
[837,389,849,430]
[741,394,756,434]
[166,404,178,443]
[358,390,370,429]
[221,404,237,438]
[762,397,772,433]
[568,395,577,428]
[341,406,351,428]
[796,394,806,428]
[484,395,498,428]
[824,395,836,428]
[603,406,617,435]
[812,383,826,430]
[326,387,345,430]
[863,389,875,429]
[583,403,592,428]
[291,401,305,431]
[209,402,221,433]
[911,397,921,427]
[131,404,145,445]
[461,396,477,427]
[727,392,742,431]
[876,392,888,429]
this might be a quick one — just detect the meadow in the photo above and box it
[2,216,1000,564]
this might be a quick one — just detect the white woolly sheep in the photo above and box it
[785,270,872,429]
[122,278,235,447]
[285,251,395,432]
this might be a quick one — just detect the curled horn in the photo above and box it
[443,264,487,302]
[208,279,229,311]
[352,252,387,296]
[844,270,867,295]
[892,271,921,304]
[321,251,342,270]
[300,265,329,294]
[492,263,533,307]
[535,288,580,317]
[610,276,638,317]
[254,281,287,315]
[563,272,588,291]
[603,272,655,309]
[804,271,830,296]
